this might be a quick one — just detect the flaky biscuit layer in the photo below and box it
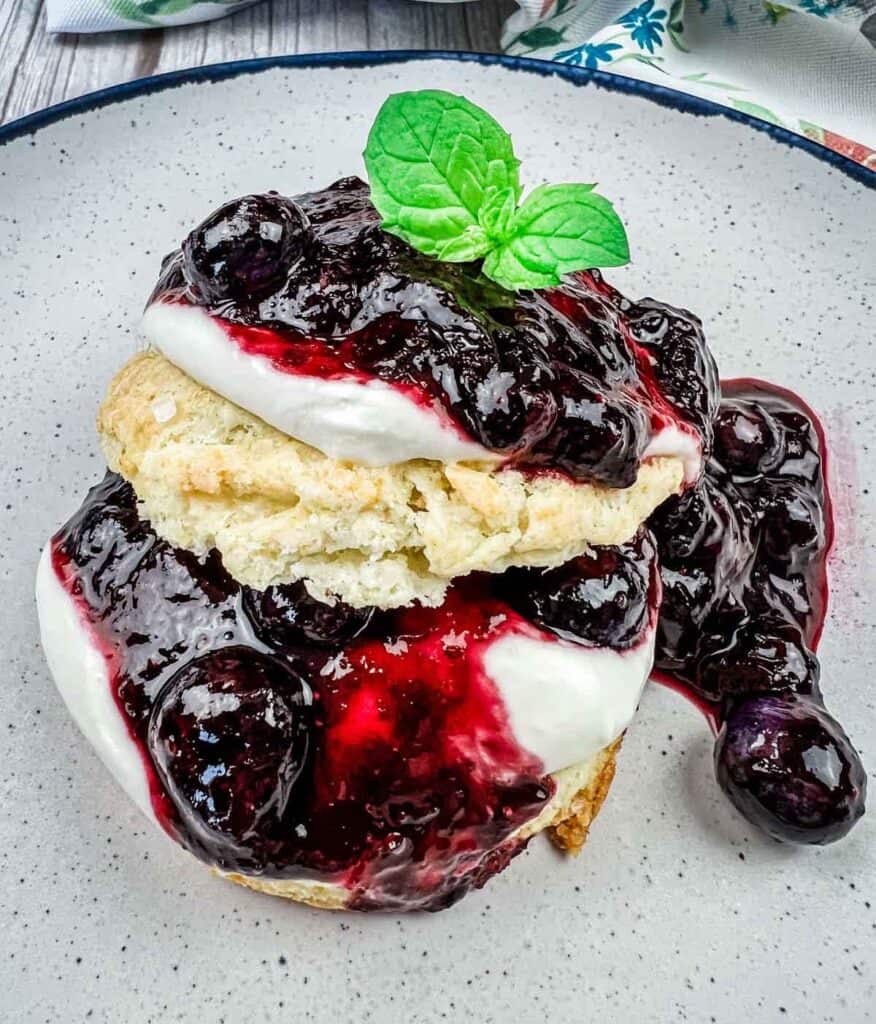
[98,352,683,608]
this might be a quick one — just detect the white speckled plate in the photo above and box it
[1,55,874,1024]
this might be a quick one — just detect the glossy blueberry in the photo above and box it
[532,367,648,486]
[760,483,824,561]
[649,474,752,570]
[244,581,374,649]
[714,399,784,476]
[627,298,720,439]
[475,379,559,455]
[655,564,718,668]
[182,193,309,302]
[714,694,866,844]
[774,409,818,466]
[148,647,312,864]
[696,620,821,700]
[498,531,654,648]
[649,484,712,562]
[540,284,637,385]
[469,340,558,454]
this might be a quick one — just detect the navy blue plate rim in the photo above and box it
[1,49,873,189]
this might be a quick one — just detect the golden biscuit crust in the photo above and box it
[99,352,683,608]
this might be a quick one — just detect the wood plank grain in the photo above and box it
[0,0,515,126]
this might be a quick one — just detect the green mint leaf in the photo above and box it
[363,92,631,289]
[477,186,517,243]
[363,90,521,259]
[436,225,491,262]
[482,184,630,290]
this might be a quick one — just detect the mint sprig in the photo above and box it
[363,90,629,292]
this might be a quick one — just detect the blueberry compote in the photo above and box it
[150,178,715,485]
[51,475,656,910]
[649,381,865,843]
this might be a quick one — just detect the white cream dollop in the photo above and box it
[35,545,157,824]
[643,422,702,485]
[143,301,702,480]
[484,626,654,774]
[142,301,498,466]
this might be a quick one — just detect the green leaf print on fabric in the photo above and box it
[512,25,569,50]
[798,120,826,142]
[730,99,786,125]
[107,0,158,24]
[796,0,849,16]
[763,2,794,23]
[138,0,197,15]
[501,0,874,168]
[681,71,748,91]
[109,0,244,21]
[667,0,691,50]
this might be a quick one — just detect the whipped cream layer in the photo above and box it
[487,627,654,775]
[143,300,701,479]
[35,546,157,824]
[142,301,498,466]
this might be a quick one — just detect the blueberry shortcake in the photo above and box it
[37,91,865,912]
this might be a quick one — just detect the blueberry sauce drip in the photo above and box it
[53,475,656,910]
[651,381,831,702]
[150,179,714,486]
[649,381,865,843]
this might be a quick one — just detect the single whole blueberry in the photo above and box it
[182,193,309,303]
[244,581,374,649]
[649,473,753,572]
[714,693,866,844]
[655,564,719,668]
[533,367,648,486]
[649,484,713,562]
[714,399,784,476]
[537,283,638,385]
[696,620,821,700]
[498,531,655,647]
[148,646,312,865]
[760,483,824,562]
[626,299,720,440]
[471,342,559,454]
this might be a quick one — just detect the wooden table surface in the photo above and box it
[0,0,515,125]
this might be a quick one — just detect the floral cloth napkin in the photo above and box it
[503,0,875,167]
[44,0,876,169]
